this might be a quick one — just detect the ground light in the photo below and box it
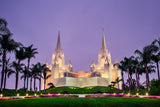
[146,93,149,96]
[34,93,37,96]
[0,94,3,97]
[17,93,19,97]
[26,93,28,97]
[103,93,106,95]
[136,93,139,96]
[128,93,130,96]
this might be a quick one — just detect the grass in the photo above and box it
[0,97,160,107]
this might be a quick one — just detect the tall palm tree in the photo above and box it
[41,64,51,91]
[14,47,26,91]
[115,77,122,93]
[25,44,38,91]
[123,56,134,92]
[31,64,40,91]
[0,34,21,91]
[152,38,160,87]
[114,60,125,92]
[132,57,142,91]
[34,62,43,92]
[151,54,160,87]
[3,58,12,89]
[20,65,28,89]
[8,61,24,89]
[135,44,158,90]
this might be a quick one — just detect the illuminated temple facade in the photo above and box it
[42,29,121,89]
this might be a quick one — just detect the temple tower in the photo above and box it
[51,31,67,83]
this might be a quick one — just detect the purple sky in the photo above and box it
[0,0,160,89]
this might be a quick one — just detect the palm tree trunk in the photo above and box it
[127,68,131,92]
[27,58,30,92]
[135,68,139,91]
[156,62,160,87]
[138,73,140,81]
[130,74,132,87]
[30,77,32,91]
[145,65,150,91]
[34,78,36,91]
[0,49,6,91]
[24,76,26,89]
[118,83,119,93]
[121,71,125,92]
[3,70,7,89]
[44,79,46,91]
[39,78,41,92]
[15,60,20,92]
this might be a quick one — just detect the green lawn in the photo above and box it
[0,97,160,107]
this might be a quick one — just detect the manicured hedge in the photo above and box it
[1,86,160,96]
[44,86,122,94]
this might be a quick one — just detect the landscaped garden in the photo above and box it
[1,6,160,107]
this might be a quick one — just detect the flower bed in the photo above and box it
[1,93,160,100]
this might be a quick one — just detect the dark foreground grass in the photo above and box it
[0,97,160,107]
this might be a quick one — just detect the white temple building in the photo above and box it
[42,29,121,89]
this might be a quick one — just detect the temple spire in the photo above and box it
[69,59,72,65]
[45,59,49,67]
[102,28,107,50]
[91,59,95,65]
[56,30,61,51]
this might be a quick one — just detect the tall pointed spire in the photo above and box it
[102,28,107,50]
[68,59,72,65]
[91,59,95,65]
[45,59,49,67]
[68,59,73,72]
[56,30,61,51]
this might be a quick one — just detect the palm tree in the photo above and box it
[123,56,134,92]
[114,60,125,92]
[31,64,40,91]
[152,38,160,87]
[36,63,43,92]
[14,47,26,91]
[0,34,21,91]
[48,82,55,93]
[25,44,38,91]
[3,58,12,89]
[115,77,122,93]
[131,57,141,91]
[0,18,10,35]
[31,62,43,92]
[135,44,158,90]
[108,84,112,93]
[48,83,55,89]
[41,64,51,91]
[111,81,116,93]
[8,61,24,89]
[20,65,28,90]
[151,54,160,87]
